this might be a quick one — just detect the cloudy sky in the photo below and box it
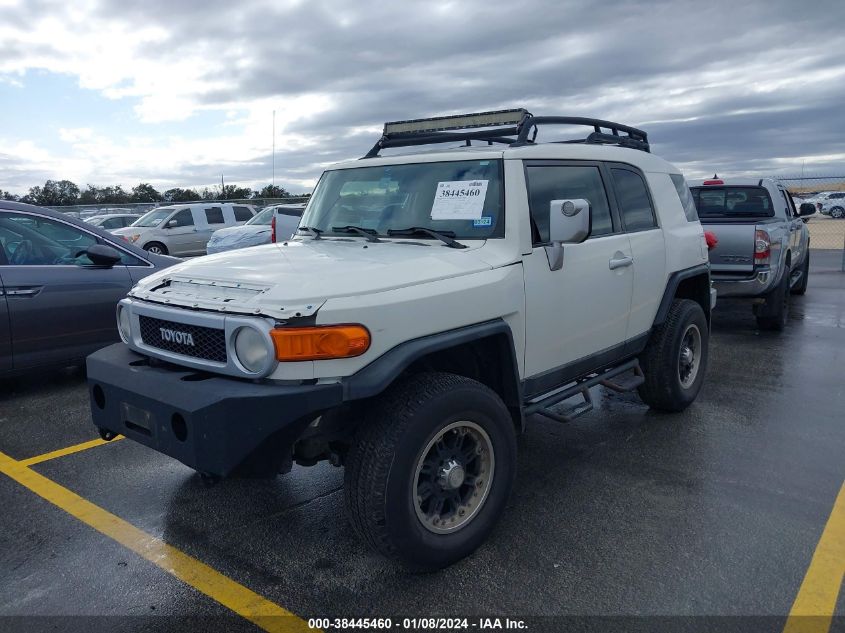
[1,0,844,195]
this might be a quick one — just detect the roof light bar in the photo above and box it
[383,108,530,136]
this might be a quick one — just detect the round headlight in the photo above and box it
[234,327,270,373]
[117,306,131,343]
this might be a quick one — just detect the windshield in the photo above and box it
[300,159,504,239]
[691,186,775,218]
[132,208,174,227]
[247,207,274,225]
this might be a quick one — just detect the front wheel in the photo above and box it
[830,207,844,219]
[638,299,709,412]
[344,372,517,571]
[143,241,168,255]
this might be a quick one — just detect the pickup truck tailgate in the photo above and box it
[701,222,756,274]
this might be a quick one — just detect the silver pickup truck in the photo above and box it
[689,177,814,331]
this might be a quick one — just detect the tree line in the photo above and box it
[0,181,309,206]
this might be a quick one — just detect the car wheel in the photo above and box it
[637,299,709,412]
[791,252,809,296]
[830,207,845,219]
[756,272,790,331]
[344,372,517,571]
[143,242,168,255]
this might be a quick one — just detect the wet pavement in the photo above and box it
[0,256,843,632]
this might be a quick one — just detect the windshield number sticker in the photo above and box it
[431,180,488,220]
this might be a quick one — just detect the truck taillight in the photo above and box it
[754,229,771,264]
[271,215,276,243]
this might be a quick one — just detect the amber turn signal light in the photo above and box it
[270,325,371,361]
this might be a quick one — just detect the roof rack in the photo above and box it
[363,109,650,158]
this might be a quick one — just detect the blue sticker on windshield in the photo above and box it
[473,216,492,227]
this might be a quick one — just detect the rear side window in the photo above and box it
[691,186,774,218]
[276,206,305,217]
[233,206,253,221]
[205,207,224,224]
[526,165,614,243]
[670,174,699,222]
[611,168,657,231]
[102,217,122,229]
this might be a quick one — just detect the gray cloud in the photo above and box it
[2,0,845,193]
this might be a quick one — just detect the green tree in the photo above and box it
[78,185,101,205]
[97,185,130,204]
[163,188,200,203]
[0,190,19,201]
[257,184,291,199]
[25,179,80,206]
[221,184,253,200]
[130,183,163,203]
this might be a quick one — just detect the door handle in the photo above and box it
[609,256,633,270]
[5,286,42,297]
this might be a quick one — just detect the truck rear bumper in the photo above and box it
[87,343,342,477]
[712,267,778,298]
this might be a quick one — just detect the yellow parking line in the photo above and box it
[0,450,314,633]
[783,481,845,633]
[20,436,125,467]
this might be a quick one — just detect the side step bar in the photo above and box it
[524,359,644,424]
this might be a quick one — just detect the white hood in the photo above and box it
[130,238,497,319]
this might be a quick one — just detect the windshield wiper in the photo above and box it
[297,226,323,239]
[387,227,467,249]
[331,225,381,242]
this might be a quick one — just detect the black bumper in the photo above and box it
[87,344,343,477]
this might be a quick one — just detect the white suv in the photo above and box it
[112,203,256,256]
[88,110,714,570]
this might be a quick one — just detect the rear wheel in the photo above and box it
[143,242,168,255]
[344,372,517,571]
[756,272,790,331]
[638,299,709,412]
[791,252,809,296]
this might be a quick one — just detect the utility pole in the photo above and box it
[221,174,225,199]
[272,110,276,194]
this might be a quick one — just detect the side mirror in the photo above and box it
[799,203,816,217]
[544,199,591,271]
[166,219,178,228]
[84,244,122,268]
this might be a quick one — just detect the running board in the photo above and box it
[524,359,643,424]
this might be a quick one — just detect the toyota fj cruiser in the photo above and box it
[88,110,714,570]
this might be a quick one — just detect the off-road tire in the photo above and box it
[638,299,709,412]
[756,272,790,331]
[344,372,517,571]
[143,242,168,255]
[791,252,809,296]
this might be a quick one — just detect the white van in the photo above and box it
[112,203,256,256]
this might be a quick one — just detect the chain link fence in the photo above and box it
[773,175,845,272]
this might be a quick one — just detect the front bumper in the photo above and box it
[87,343,342,477]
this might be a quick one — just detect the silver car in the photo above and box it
[112,203,256,256]
[206,204,305,254]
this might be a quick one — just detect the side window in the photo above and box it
[205,206,224,224]
[669,174,699,222]
[103,217,122,229]
[171,209,194,227]
[781,190,798,218]
[525,165,614,244]
[0,212,98,265]
[233,206,253,221]
[611,168,657,231]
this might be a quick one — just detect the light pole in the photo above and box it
[272,110,276,195]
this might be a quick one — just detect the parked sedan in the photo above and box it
[85,214,142,231]
[0,201,178,375]
[205,203,305,254]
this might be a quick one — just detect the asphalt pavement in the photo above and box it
[0,254,843,633]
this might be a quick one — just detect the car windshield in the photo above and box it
[132,208,174,227]
[690,186,775,218]
[300,159,504,240]
[247,207,274,225]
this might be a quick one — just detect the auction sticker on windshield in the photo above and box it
[431,180,488,220]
